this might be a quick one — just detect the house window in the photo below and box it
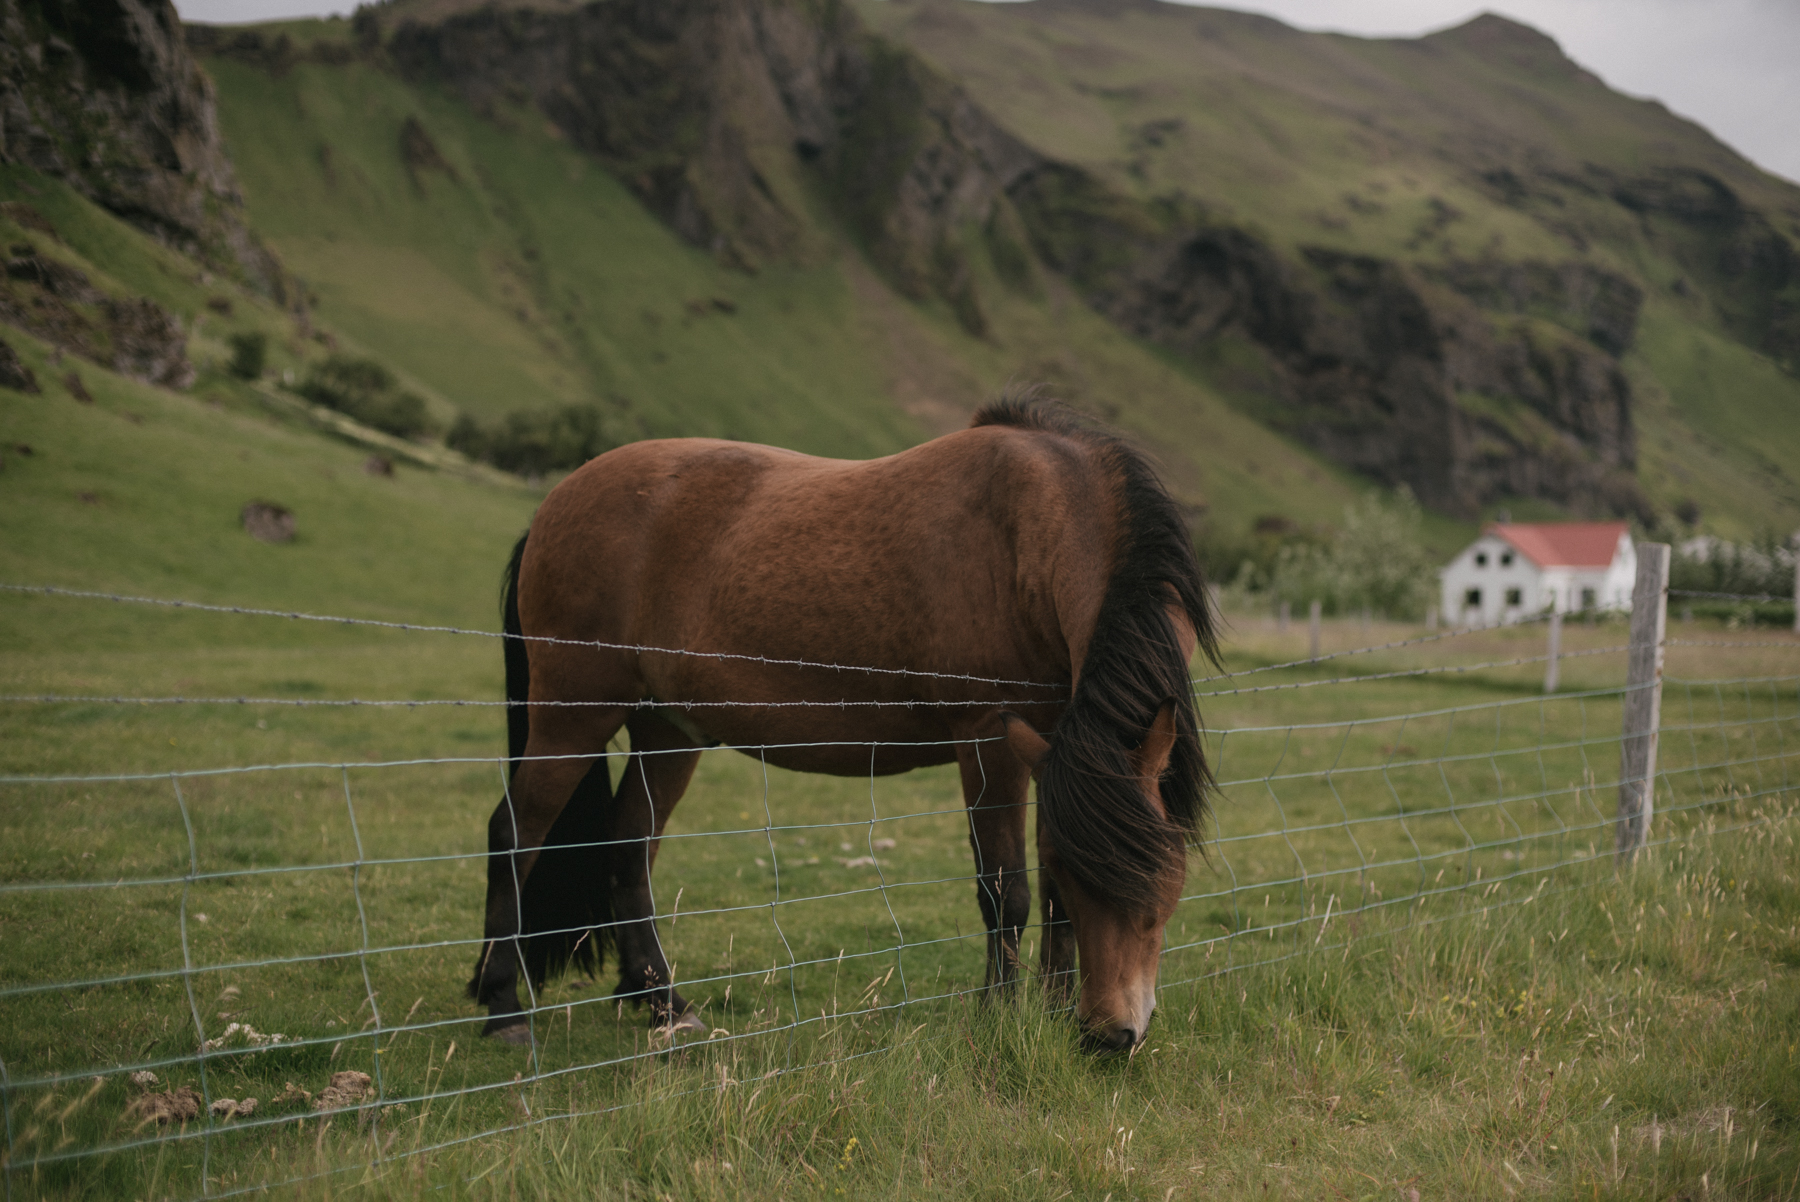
[1500,552,1514,567]
[1580,588,1596,609]
[1474,552,1488,567]
[1464,588,1482,608]
[1505,588,1522,606]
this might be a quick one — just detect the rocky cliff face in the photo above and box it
[384,0,1036,332]
[0,0,281,295]
[376,0,1656,520]
[1006,165,1646,518]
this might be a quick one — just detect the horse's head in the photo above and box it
[1002,703,1187,1053]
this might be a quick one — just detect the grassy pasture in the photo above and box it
[2,587,1795,1198]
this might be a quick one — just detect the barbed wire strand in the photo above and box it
[0,583,1062,689]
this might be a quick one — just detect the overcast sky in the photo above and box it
[173,0,1800,184]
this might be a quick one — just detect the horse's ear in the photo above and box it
[1129,701,1179,786]
[999,711,1050,778]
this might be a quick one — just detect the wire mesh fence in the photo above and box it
[1,576,1796,1197]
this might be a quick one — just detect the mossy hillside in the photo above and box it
[204,57,918,459]
[198,46,1381,543]
[0,167,307,390]
[0,321,542,659]
[856,0,1800,540]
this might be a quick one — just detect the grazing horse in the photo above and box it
[469,398,1217,1051]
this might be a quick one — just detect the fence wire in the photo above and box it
[1,586,1796,1197]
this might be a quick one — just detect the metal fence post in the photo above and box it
[1308,599,1321,660]
[1544,610,1562,694]
[1617,542,1670,862]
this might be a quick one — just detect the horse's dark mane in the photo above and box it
[973,393,1219,915]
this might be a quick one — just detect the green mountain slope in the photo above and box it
[855,0,1800,539]
[206,56,919,458]
[191,25,1378,536]
[9,0,1797,583]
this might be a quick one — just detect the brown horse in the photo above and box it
[468,398,1216,1051]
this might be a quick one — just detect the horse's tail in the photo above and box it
[501,531,531,774]
[471,532,612,1000]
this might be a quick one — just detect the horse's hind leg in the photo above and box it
[609,713,704,1030]
[472,708,628,1041]
[956,737,1032,995]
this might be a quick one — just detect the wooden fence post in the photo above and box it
[1308,600,1321,660]
[1544,610,1562,694]
[1617,543,1670,863]
[1792,536,1799,633]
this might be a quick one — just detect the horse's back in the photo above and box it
[516,427,1113,751]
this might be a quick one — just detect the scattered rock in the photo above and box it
[271,1081,313,1108]
[105,296,196,388]
[399,115,459,192]
[3,248,99,301]
[127,1086,202,1125]
[837,856,877,869]
[240,502,296,544]
[362,454,393,477]
[314,1070,373,1111]
[62,371,91,402]
[201,1021,288,1052]
[129,1070,160,1090]
[871,838,897,850]
[0,337,39,393]
[210,1097,258,1120]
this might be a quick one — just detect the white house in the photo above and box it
[1439,522,1635,625]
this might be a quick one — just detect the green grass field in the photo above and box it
[3,569,1795,1198]
[4,292,1799,1198]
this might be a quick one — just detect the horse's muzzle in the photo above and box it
[1080,1020,1147,1054]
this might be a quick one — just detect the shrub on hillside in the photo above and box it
[294,354,432,439]
[1670,534,1796,600]
[446,404,615,477]
[226,332,266,380]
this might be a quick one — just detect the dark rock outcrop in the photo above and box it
[0,333,38,392]
[1477,161,1800,371]
[385,0,1036,333]
[1010,173,1645,518]
[1425,258,1643,356]
[0,0,282,295]
[0,245,193,387]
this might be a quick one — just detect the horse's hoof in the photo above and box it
[483,1020,533,1046]
[657,1011,708,1037]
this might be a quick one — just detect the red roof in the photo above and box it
[1487,521,1629,568]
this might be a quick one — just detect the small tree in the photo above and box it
[1268,489,1435,619]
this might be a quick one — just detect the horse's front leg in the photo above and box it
[956,737,1032,995]
[609,714,705,1030]
[1037,865,1077,1005]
